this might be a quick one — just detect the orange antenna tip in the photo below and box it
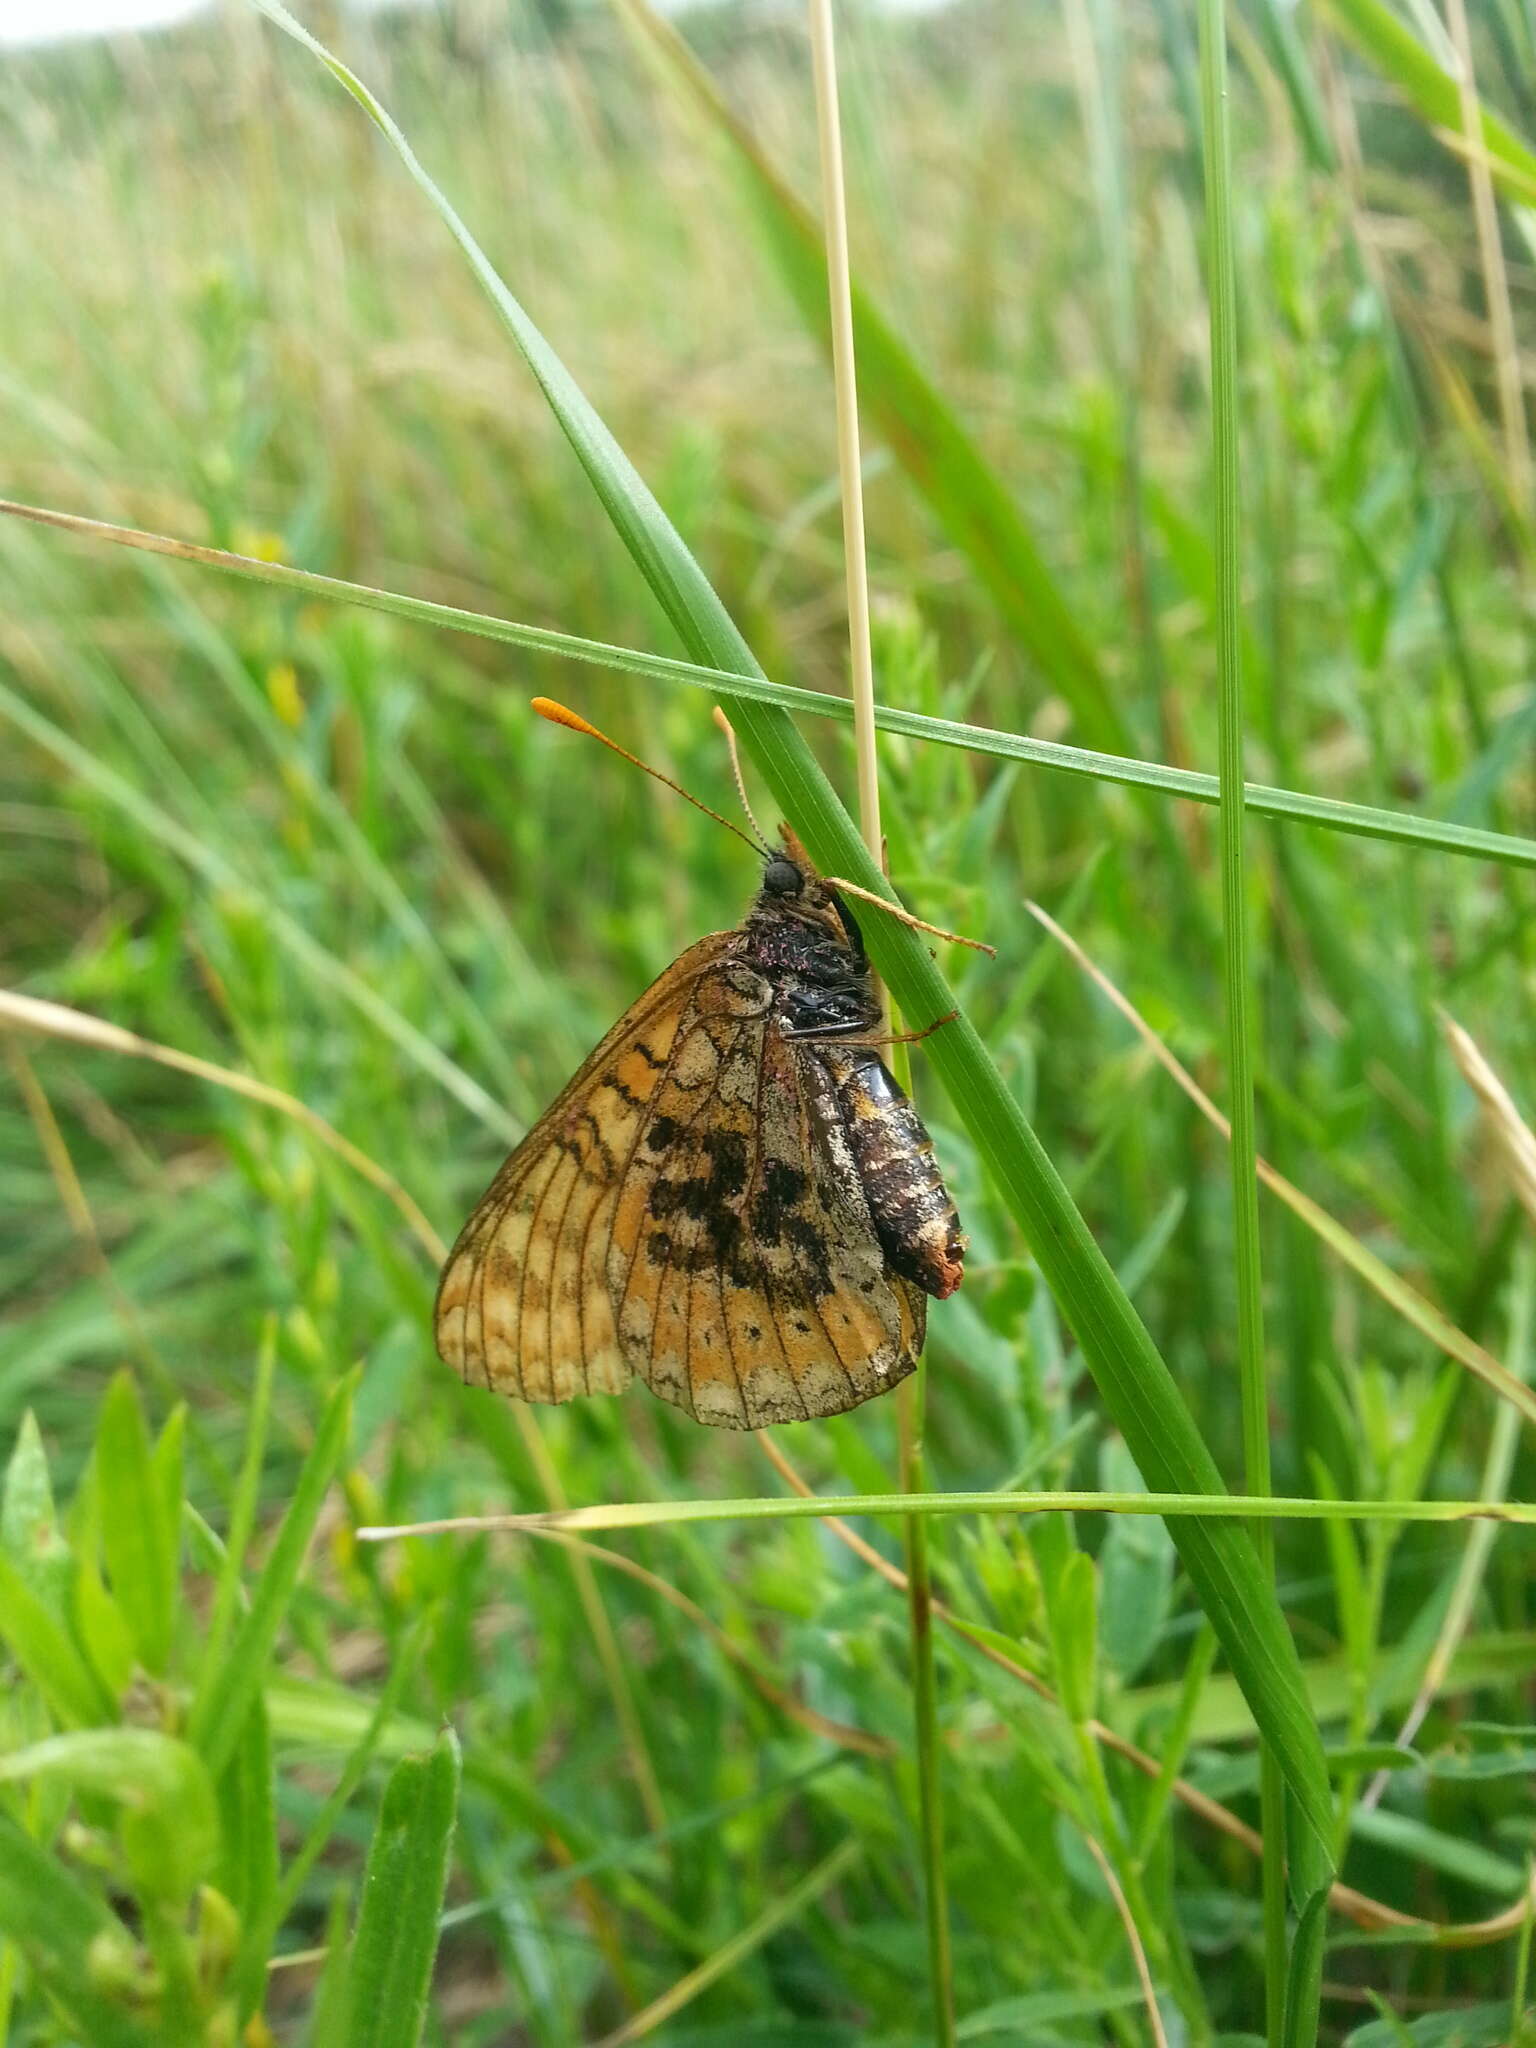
[531,696,762,854]
[530,697,599,737]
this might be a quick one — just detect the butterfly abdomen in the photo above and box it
[819,1046,965,1300]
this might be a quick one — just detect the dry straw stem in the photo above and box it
[1442,0,1533,512]
[1025,903,1536,1433]
[1082,1835,1170,2048]
[1442,1010,1536,1220]
[0,989,441,1255]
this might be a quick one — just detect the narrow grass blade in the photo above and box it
[1321,0,1536,205]
[0,1550,114,1727]
[95,1372,178,1679]
[254,0,1340,1900]
[188,1369,358,1780]
[1196,0,1293,2020]
[590,1836,861,2048]
[356,1491,1536,1536]
[1027,903,1536,1432]
[344,1730,461,2048]
[613,0,1128,753]
[0,678,518,1144]
[6,499,1535,872]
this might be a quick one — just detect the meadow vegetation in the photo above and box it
[0,0,1534,2040]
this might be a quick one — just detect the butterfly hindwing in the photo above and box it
[434,934,735,1404]
[608,960,924,1428]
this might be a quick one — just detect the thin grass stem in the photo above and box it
[5,500,1533,872]
[1195,3,1293,2029]
[805,1,953,2033]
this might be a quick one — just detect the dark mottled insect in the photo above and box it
[434,703,966,1430]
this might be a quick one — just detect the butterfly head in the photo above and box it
[752,826,866,959]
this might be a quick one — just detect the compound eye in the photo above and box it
[762,857,803,898]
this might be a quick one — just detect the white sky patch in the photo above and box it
[0,0,209,46]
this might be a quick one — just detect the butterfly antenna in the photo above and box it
[532,698,762,854]
[711,706,773,853]
[821,875,996,956]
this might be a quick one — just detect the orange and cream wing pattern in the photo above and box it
[434,934,734,1403]
[607,960,925,1429]
[435,935,925,1425]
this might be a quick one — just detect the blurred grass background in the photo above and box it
[1,0,1535,2041]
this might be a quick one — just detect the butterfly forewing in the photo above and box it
[434,934,734,1403]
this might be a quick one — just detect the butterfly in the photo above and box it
[434,701,969,1430]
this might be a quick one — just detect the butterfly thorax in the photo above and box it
[736,846,966,1302]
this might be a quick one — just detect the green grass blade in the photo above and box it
[6,498,1534,873]
[260,0,1340,1896]
[1321,0,1536,204]
[344,1730,461,2048]
[614,0,1129,754]
[1196,0,1294,2020]
[0,674,518,1144]
[188,1369,357,1779]
[95,1372,177,1678]
[0,1548,114,1726]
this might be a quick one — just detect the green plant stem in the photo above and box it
[1195,0,1293,2035]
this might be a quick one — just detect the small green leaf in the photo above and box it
[0,1729,219,1903]
[96,1374,176,1677]
[344,1730,461,2048]
[72,1554,138,1700]
[218,1695,278,2022]
[1281,1885,1327,2048]
[0,1549,114,1727]
[1050,1551,1099,1726]
[2,1413,69,1603]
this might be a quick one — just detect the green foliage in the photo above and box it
[1,0,1535,2042]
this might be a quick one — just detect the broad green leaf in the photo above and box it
[189,1369,357,1779]
[344,1730,462,2048]
[0,1729,218,1903]
[95,1373,176,1677]
[1343,2003,1513,2048]
[2,1412,69,1604]
[0,1811,155,2048]
[1348,1807,1526,1895]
